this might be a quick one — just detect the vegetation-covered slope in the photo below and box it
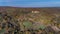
[0,7,60,34]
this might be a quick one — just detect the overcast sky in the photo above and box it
[0,0,60,7]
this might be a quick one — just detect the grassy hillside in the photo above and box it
[0,7,60,34]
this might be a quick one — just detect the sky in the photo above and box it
[0,0,60,7]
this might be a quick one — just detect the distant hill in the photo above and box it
[0,6,60,14]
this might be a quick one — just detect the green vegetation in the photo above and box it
[0,29,6,34]
[23,20,33,28]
